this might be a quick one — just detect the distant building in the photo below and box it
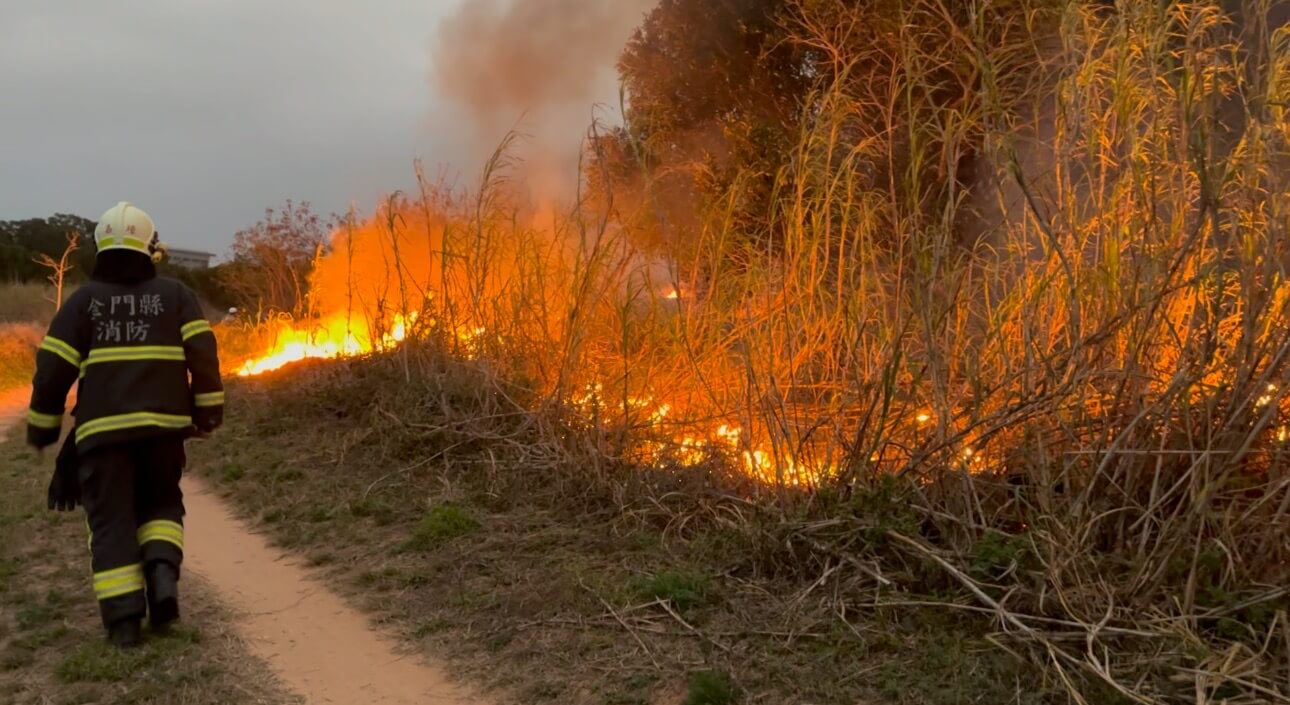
[166,248,215,270]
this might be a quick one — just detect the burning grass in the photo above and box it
[194,354,1095,705]
[0,323,41,393]
[213,1,1290,701]
[199,342,1290,704]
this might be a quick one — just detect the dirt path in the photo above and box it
[0,388,492,705]
[184,479,488,705]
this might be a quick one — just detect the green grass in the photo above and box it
[15,598,61,630]
[56,640,169,683]
[685,671,736,705]
[221,462,246,482]
[631,570,711,611]
[55,627,208,685]
[970,532,1035,579]
[404,504,479,551]
[349,496,396,524]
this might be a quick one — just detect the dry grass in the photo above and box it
[0,324,41,393]
[0,282,55,393]
[0,436,299,705]
[0,283,56,325]
[196,362,1095,705]
[209,1,1290,702]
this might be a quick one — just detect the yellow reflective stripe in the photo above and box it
[93,563,144,601]
[97,583,145,600]
[76,412,192,444]
[40,336,82,366]
[138,522,184,539]
[94,567,145,600]
[28,410,62,429]
[194,391,225,408]
[93,564,142,582]
[96,575,141,593]
[99,237,148,252]
[85,346,185,366]
[181,320,213,341]
[137,520,184,550]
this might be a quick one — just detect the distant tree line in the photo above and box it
[0,214,98,284]
[0,213,236,312]
[2,201,332,320]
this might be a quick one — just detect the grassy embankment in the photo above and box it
[201,1,1290,703]
[0,434,297,705]
[194,356,1134,705]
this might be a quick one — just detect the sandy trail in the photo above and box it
[183,479,487,705]
[1,388,490,705]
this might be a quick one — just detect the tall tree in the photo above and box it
[605,0,814,252]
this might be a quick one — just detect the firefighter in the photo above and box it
[27,201,224,649]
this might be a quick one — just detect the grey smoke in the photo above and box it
[430,0,654,199]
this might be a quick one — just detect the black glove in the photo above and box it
[47,435,81,512]
[193,406,223,435]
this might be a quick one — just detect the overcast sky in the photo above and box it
[0,1,629,256]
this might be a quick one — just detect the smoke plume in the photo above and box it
[431,0,654,201]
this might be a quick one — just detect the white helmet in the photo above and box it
[94,202,156,256]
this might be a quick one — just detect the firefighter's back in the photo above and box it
[68,276,211,453]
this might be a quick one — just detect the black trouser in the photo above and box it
[79,435,186,628]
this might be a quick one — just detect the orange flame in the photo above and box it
[221,200,1006,487]
[234,313,417,377]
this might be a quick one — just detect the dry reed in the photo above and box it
[219,1,1290,700]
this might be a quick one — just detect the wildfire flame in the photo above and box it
[229,305,1290,482]
[230,307,845,483]
[234,313,416,377]
[220,184,1290,487]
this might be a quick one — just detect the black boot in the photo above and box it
[107,618,143,649]
[146,563,180,630]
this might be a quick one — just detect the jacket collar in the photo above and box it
[92,250,157,284]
